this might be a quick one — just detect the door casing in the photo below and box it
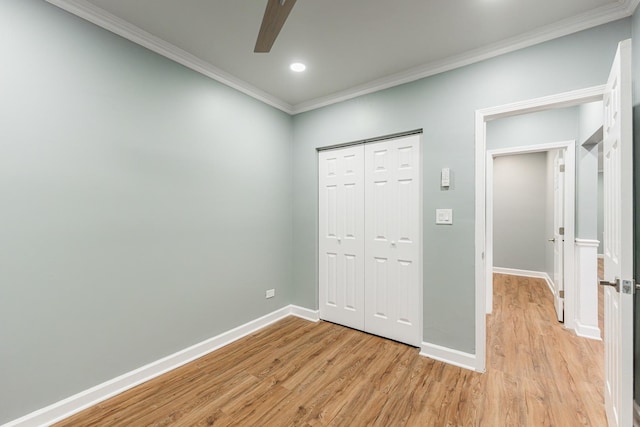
[475,85,606,372]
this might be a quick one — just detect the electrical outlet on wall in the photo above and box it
[266,289,275,299]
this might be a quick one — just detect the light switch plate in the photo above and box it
[436,209,453,225]
[441,168,450,187]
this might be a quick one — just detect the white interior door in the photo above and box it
[601,39,633,427]
[552,151,565,322]
[364,135,421,346]
[318,145,365,330]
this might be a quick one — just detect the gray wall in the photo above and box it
[493,153,548,272]
[486,107,579,151]
[485,108,580,282]
[0,0,293,423]
[575,140,599,239]
[578,101,604,144]
[1,0,635,423]
[576,102,602,241]
[291,20,629,354]
[489,103,600,243]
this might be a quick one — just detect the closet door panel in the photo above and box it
[324,253,338,306]
[365,136,421,346]
[372,256,391,320]
[318,146,365,330]
[365,143,397,339]
[397,137,421,345]
[392,136,421,345]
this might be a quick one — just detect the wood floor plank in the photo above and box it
[257,332,383,426]
[55,273,606,426]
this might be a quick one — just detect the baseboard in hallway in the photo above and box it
[493,267,555,297]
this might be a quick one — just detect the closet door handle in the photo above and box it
[391,241,396,247]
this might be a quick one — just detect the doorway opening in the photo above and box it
[474,85,605,372]
[476,40,633,425]
[486,142,575,325]
[480,104,606,426]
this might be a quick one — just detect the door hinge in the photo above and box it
[559,227,565,236]
[559,164,565,173]
[559,290,564,298]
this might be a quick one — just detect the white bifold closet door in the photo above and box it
[364,136,421,346]
[319,135,421,347]
[318,145,366,331]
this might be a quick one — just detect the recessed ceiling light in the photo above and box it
[290,62,306,72]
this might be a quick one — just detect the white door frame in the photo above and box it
[486,141,575,321]
[474,85,605,372]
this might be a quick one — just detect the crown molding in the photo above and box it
[623,0,640,14]
[47,0,634,116]
[291,1,634,114]
[45,0,294,114]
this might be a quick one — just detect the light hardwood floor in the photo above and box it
[56,275,606,426]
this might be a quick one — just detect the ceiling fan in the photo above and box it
[254,0,297,53]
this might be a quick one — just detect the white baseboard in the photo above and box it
[419,342,478,372]
[597,254,604,259]
[493,267,548,279]
[3,304,319,427]
[290,305,320,322]
[543,276,555,297]
[493,267,555,296]
[574,320,601,341]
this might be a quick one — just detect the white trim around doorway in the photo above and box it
[474,85,606,372]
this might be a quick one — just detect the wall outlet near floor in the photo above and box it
[266,289,275,299]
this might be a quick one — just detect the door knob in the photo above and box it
[391,241,396,247]
[599,279,620,292]
[548,238,556,242]
[337,236,341,243]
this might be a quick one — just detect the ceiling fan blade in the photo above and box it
[254,0,297,53]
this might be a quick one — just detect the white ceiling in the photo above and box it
[50,0,638,114]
